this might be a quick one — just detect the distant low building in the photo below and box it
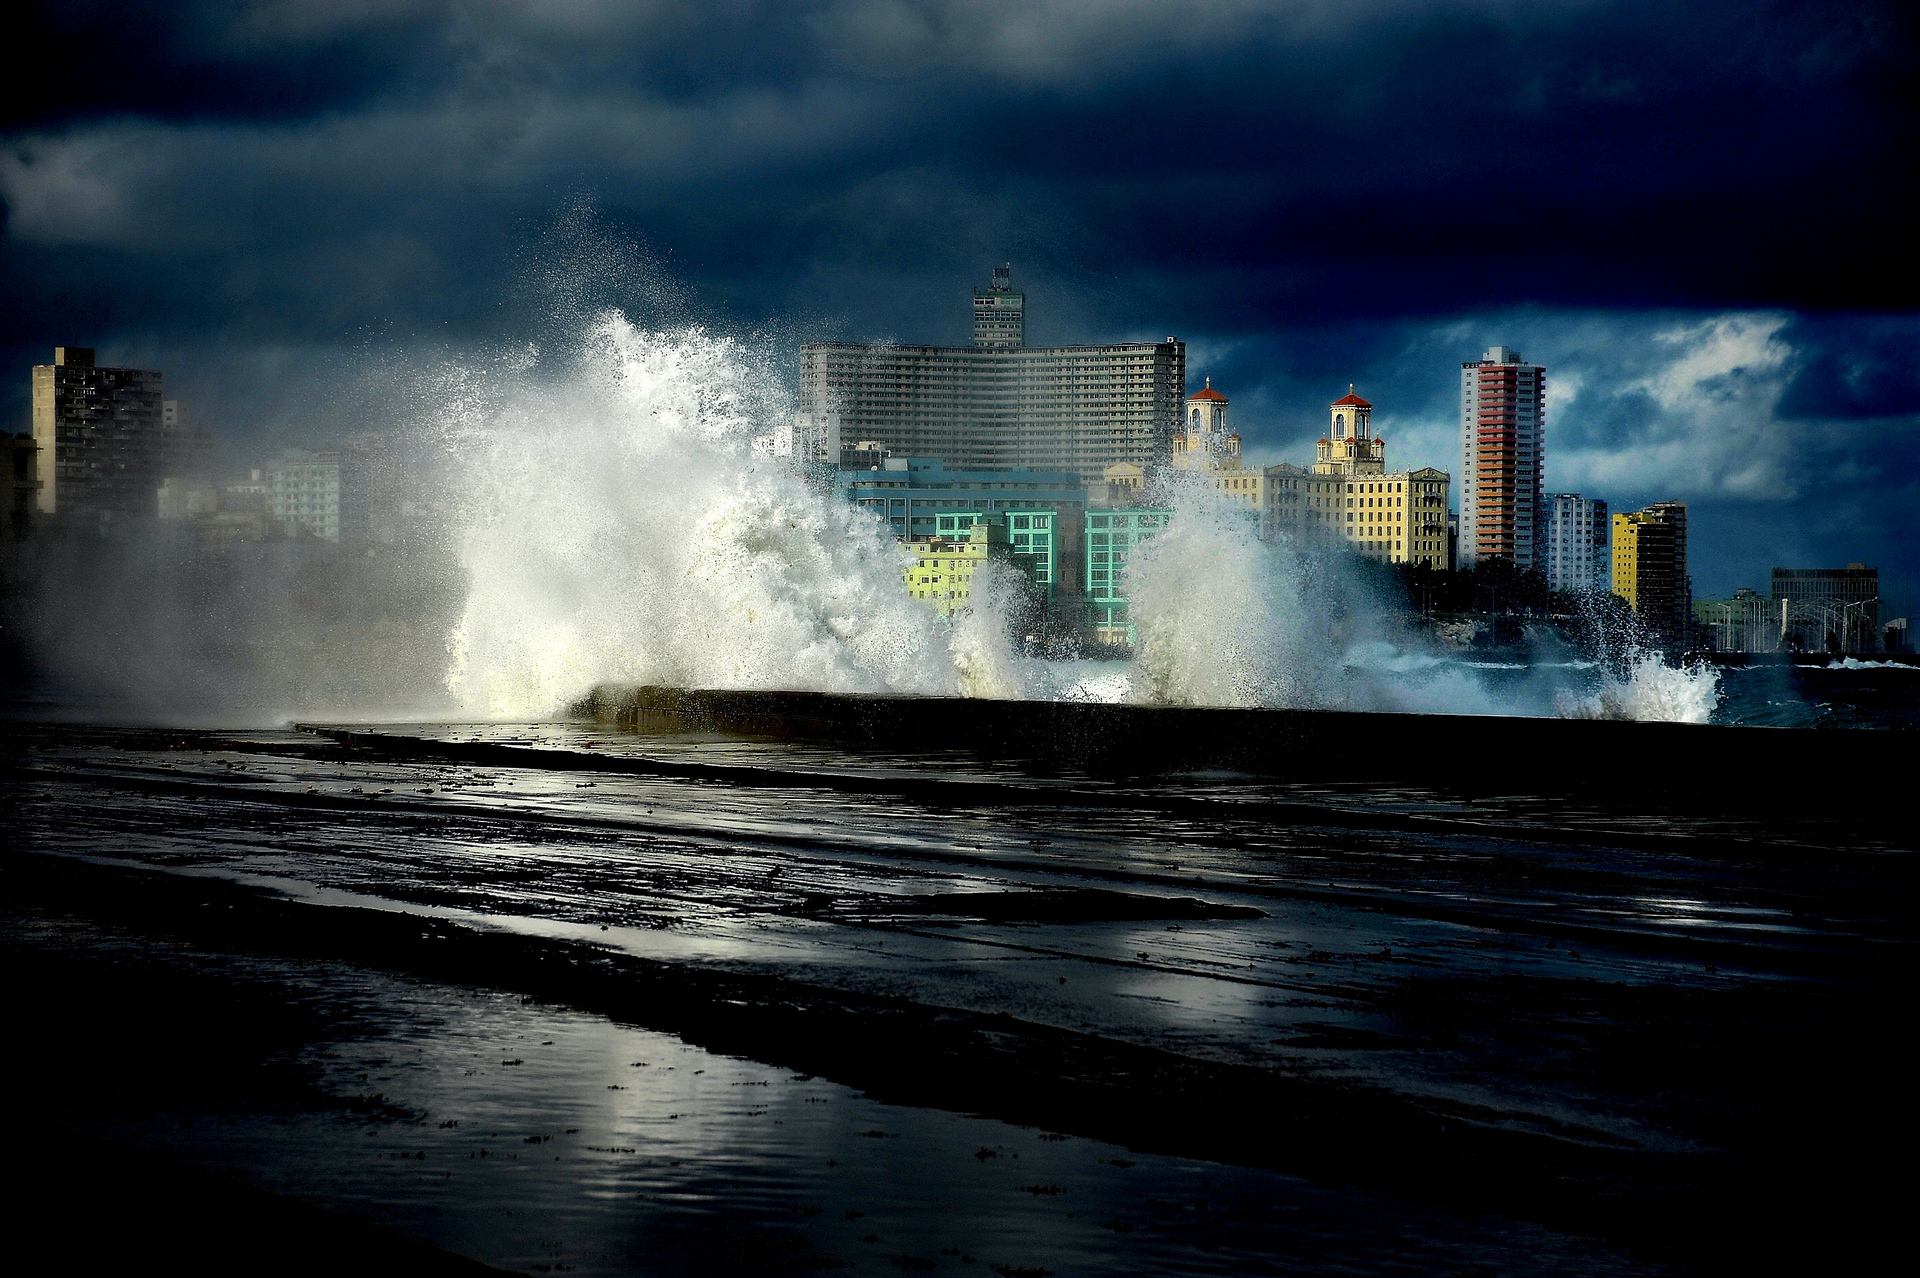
[755,411,840,467]
[901,515,1013,617]
[156,476,218,521]
[222,468,270,512]
[1772,564,1879,653]
[1090,462,1144,509]
[266,448,368,543]
[1694,588,1772,652]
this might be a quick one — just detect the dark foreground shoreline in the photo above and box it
[5,719,1915,1274]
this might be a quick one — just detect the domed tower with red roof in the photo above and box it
[1314,385,1387,475]
[1173,377,1240,471]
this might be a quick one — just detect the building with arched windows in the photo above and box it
[1260,387,1451,567]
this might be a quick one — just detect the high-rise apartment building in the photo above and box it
[1612,502,1690,643]
[159,399,217,484]
[5,434,38,545]
[1262,388,1450,566]
[799,269,1185,481]
[30,347,165,520]
[1545,494,1609,592]
[1459,346,1546,570]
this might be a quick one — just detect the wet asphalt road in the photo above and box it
[3,720,1913,1275]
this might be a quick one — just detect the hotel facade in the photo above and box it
[1261,389,1450,567]
[799,268,1186,482]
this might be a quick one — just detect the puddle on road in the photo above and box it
[68,958,1656,1277]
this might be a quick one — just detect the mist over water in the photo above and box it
[0,298,1734,727]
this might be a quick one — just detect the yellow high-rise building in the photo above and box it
[1612,503,1689,641]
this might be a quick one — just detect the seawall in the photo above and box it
[577,684,1917,795]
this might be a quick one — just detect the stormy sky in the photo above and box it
[2,0,1915,603]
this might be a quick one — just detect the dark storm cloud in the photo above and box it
[1,0,1915,599]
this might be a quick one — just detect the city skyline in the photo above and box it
[8,314,1905,611]
[2,3,1912,601]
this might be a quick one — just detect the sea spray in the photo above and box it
[1125,480,1318,708]
[1554,651,1722,723]
[433,311,1722,725]
[945,558,1035,700]
[442,315,1018,718]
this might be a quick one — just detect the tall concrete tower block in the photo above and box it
[972,264,1025,347]
[1459,346,1546,570]
[31,347,165,520]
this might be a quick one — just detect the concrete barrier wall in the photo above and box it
[578,684,1915,794]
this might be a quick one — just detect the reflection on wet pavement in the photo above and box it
[3,721,1911,1275]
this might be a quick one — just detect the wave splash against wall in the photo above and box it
[438,316,1716,724]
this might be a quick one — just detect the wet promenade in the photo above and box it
[3,715,1913,1274]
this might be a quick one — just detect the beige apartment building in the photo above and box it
[1261,388,1450,566]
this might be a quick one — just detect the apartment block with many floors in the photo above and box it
[30,347,165,522]
[799,268,1185,482]
[1459,347,1545,570]
[1545,493,1609,593]
[1613,502,1690,644]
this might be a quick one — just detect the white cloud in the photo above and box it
[1555,312,1804,499]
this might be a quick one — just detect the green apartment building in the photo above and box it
[934,510,1058,597]
[1086,508,1171,645]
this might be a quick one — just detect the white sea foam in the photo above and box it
[1554,652,1722,723]
[1824,658,1918,672]
[1124,479,1316,709]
